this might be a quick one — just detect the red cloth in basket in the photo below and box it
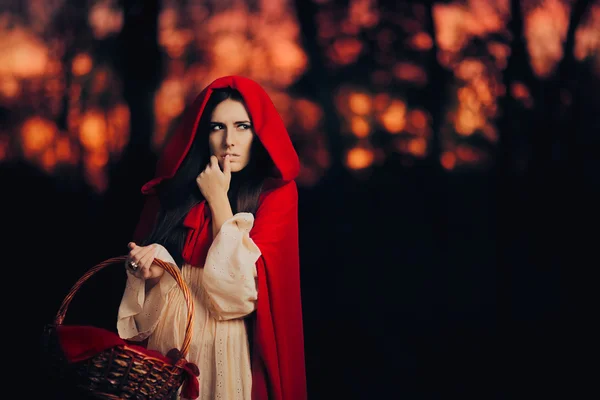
[56,325,199,399]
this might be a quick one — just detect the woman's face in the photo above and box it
[208,99,254,172]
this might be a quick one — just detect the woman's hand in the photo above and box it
[196,155,231,204]
[125,242,167,281]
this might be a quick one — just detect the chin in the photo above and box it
[219,158,249,173]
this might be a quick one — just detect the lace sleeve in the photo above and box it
[201,212,261,321]
[116,255,178,341]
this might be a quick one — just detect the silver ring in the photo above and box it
[129,260,139,270]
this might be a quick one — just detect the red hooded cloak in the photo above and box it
[132,76,307,400]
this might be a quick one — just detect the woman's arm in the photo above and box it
[196,155,233,236]
[207,191,234,237]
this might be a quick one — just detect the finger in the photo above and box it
[139,244,156,261]
[140,245,158,271]
[127,242,139,262]
[130,244,152,264]
[141,264,152,279]
[139,255,152,279]
[129,245,146,262]
[223,154,231,177]
[210,155,219,169]
[126,257,142,277]
[129,245,143,262]
[125,258,137,274]
[142,250,158,278]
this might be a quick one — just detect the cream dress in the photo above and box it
[117,213,261,400]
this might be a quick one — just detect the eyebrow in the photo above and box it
[210,120,251,124]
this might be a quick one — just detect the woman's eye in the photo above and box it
[239,124,251,130]
[210,124,223,131]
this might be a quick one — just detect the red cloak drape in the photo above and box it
[132,76,307,400]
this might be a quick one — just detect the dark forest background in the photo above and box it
[1,0,597,398]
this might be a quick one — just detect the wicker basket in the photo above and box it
[42,255,196,400]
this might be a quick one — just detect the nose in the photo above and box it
[224,129,235,148]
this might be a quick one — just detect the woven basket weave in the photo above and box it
[42,255,195,400]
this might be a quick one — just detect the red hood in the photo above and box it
[141,75,300,195]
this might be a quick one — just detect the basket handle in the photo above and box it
[53,255,195,358]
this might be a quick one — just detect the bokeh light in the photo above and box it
[1,0,598,189]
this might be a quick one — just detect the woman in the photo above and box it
[117,76,307,400]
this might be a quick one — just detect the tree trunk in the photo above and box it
[100,0,162,255]
[495,0,590,396]
[292,0,345,183]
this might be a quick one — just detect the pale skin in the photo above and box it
[126,99,255,291]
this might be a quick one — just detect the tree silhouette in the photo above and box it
[100,0,162,258]
[494,0,592,396]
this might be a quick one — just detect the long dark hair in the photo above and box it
[141,88,273,266]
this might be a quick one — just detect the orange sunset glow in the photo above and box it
[1,0,598,190]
